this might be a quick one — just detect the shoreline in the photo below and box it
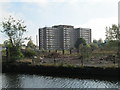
[2,62,120,80]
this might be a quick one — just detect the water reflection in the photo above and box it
[2,73,119,88]
[2,73,21,88]
[0,74,2,90]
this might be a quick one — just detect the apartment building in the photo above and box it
[39,25,91,50]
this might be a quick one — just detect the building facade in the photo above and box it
[39,25,91,50]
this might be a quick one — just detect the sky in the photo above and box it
[0,0,119,45]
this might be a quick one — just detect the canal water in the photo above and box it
[1,73,119,88]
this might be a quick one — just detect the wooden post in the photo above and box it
[80,55,83,66]
[55,49,57,53]
[70,49,72,54]
[113,55,116,65]
[62,50,64,55]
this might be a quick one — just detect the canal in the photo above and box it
[1,73,119,88]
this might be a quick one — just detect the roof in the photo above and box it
[52,25,74,28]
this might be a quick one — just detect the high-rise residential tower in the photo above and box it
[39,25,91,50]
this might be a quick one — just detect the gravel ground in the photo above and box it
[31,55,119,67]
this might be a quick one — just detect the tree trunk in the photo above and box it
[10,37,14,47]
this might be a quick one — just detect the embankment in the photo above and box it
[2,62,120,79]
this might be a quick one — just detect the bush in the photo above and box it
[89,43,98,51]
[8,46,24,61]
[105,40,119,51]
[23,48,36,58]
[2,49,6,56]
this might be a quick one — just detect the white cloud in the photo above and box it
[0,3,24,21]
[75,17,118,41]
[0,4,9,44]
[0,1,118,44]
[0,3,38,44]
[0,0,119,9]
[0,0,11,2]
[24,21,39,45]
[0,0,119,3]
[0,4,8,21]
[0,0,47,3]
[0,3,27,44]
[83,0,119,3]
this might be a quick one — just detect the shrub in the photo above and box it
[2,49,6,56]
[8,46,24,61]
[23,48,36,58]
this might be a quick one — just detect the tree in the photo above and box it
[23,48,36,58]
[105,40,119,51]
[105,24,119,41]
[27,39,36,49]
[23,39,37,58]
[75,38,86,49]
[0,16,27,61]
[98,38,103,44]
[89,43,98,51]
[93,39,98,44]
[75,38,86,53]
[79,44,91,66]
[97,38,103,48]
[105,24,120,53]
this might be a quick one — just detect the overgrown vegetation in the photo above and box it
[0,16,27,62]
[0,16,119,68]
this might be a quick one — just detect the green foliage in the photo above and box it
[106,40,118,47]
[92,39,104,49]
[75,38,86,49]
[105,24,119,40]
[1,16,27,47]
[3,40,11,47]
[0,44,4,47]
[0,16,27,61]
[89,43,98,51]
[9,46,24,61]
[5,42,24,61]
[23,48,36,58]
[2,49,6,56]
[27,39,36,49]
[98,38,103,45]
[93,39,98,44]
[79,44,91,59]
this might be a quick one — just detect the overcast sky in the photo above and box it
[0,0,119,45]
